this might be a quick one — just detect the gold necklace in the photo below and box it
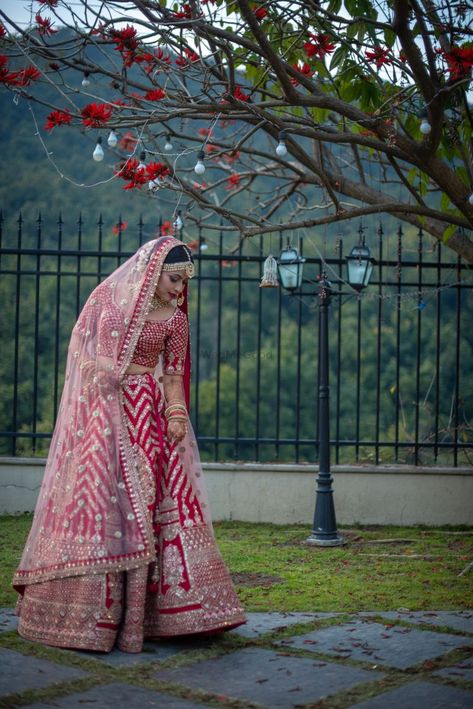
[148,294,169,312]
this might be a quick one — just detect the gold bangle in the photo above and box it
[165,405,187,416]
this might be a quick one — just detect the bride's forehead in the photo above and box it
[163,270,185,278]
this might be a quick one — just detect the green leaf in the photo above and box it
[442,223,457,243]
[383,27,396,48]
[440,192,452,212]
[330,45,349,71]
[327,0,342,12]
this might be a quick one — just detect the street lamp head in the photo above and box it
[346,238,374,291]
[277,244,306,290]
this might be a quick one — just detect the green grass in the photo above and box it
[1,515,473,611]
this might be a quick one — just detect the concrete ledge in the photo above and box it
[1,457,472,526]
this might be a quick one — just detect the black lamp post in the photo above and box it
[277,236,374,546]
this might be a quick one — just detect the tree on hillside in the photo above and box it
[1,0,473,261]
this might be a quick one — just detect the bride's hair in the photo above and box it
[164,244,194,265]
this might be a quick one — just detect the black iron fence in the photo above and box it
[0,212,472,466]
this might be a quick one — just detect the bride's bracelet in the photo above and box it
[165,405,186,419]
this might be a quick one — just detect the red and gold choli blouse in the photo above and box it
[98,306,188,376]
[130,308,188,374]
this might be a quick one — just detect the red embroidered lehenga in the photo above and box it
[13,236,245,653]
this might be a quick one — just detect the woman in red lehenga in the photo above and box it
[13,235,245,653]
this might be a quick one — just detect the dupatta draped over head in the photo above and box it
[14,236,207,590]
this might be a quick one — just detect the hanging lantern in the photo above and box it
[260,254,279,288]
[277,244,306,290]
[346,232,374,291]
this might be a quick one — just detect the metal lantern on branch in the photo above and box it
[346,235,375,291]
[277,244,306,290]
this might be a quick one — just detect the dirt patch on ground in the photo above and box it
[231,572,285,588]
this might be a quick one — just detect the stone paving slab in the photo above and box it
[0,607,18,633]
[347,680,473,709]
[360,610,473,634]
[0,647,89,698]
[230,611,337,639]
[76,635,222,667]
[278,620,471,669]
[433,656,473,683]
[156,647,384,707]
[24,682,210,708]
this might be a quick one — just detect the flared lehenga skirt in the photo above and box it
[17,373,245,653]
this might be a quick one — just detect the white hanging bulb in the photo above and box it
[92,137,104,162]
[419,109,431,135]
[194,149,205,175]
[174,210,183,232]
[275,130,288,157]
[137,150,146,170]
[260,254,279,288]
[164,135,173,152]
[200,237,208,251]
[420,118,431,135]
[468,193,473,206]
[107,130,118,148]
[82,71,90,87]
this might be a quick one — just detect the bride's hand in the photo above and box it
[167,419,187,443]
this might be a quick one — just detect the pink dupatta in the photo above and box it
[14,236,208,589]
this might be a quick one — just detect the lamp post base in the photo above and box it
[306,533,344,547]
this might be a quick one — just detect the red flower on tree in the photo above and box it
[144,87,166,101]
[443,46,473,80]
[81,102,113,127]
[222,150,241,164]
[365,46,392,68]
[114,159,170,190]
[36,0,58,6]
[10,66,41,86]
[0,24,6,38]
[304,33,336,60]
[119,131,137,152]
[161,220,173,236]
[155,47,172,64]
[233,86,251,101]
[110,25,139,54]
[146,162,170,182]
[254,7,268,21]
[114,158,146,189]
[225,173,241,190]
[35,13,57,36]
[290,62,315,85]
[173,3,192,19]
[45,109,72,131]
[112,220,128,235]
[176,48,200,68]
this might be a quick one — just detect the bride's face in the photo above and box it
[155,270,189,303]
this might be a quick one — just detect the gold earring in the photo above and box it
[177,293,184,306]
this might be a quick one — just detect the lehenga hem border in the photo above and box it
[13,554,155,589]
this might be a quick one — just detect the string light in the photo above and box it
[194,150,205,175]
[82,71,90,87]
[92,137,104,162]
[419,109,431,135]
[174,210,183,233]
[137,150,146,170]
[200,237,208,251]
[164,135,173,152]
[275,130,288,157]
[107,130,118,147]
[468,193,473,206]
